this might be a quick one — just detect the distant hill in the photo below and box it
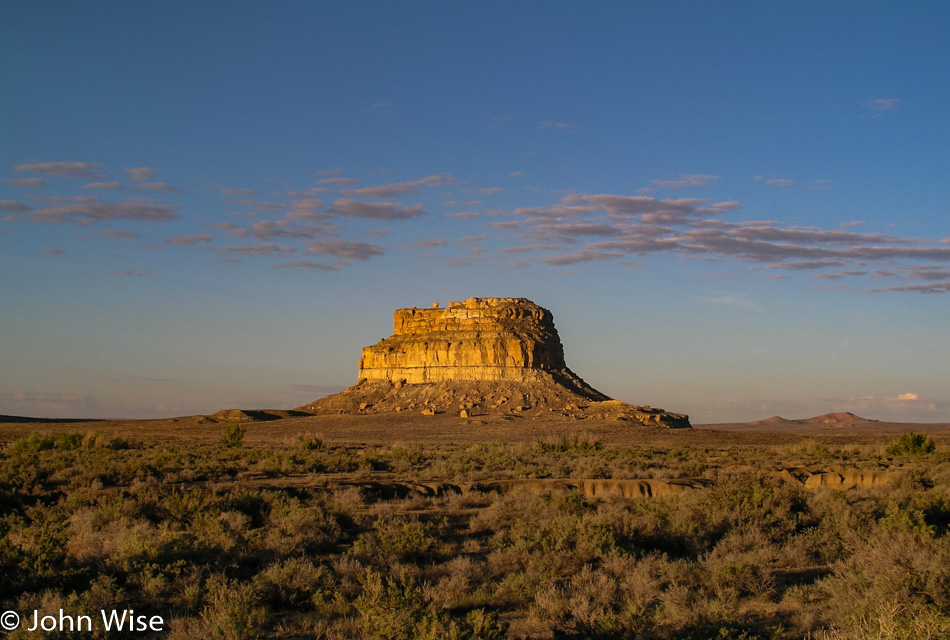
[747,412,876,427]
[702,412,882,431]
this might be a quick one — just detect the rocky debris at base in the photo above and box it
[300,379,691,428]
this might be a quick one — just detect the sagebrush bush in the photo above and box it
[885,431,936,456]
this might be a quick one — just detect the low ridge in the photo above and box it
[300,297,690,428]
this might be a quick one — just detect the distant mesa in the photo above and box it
[300,297,691,428]
[744,412,877,428]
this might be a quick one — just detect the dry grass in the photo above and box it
[1,418,949,639]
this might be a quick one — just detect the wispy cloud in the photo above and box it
[230,220,324,240]
[538,120,575,131]
[561,194,702,216]
[15,161,103,179]
[401,239,448,248]
[283,198,324,221]
[84,181,122,190]
[866,98,900,115]
[316,177,357,186]
[870,281,950,294]
[307,240,385,260]
[690,293,762,311]
[343,174,452,198]
[0,200,31,213]
[652,174,721,189]
[124,167,156,181]
[25,200,180,225]
[131,182,182,193]
[230,199,285,214]
[273,260,340,271]
[327,199,423,220]
[4,177,46,188]
[755,176,794,187]
[542,250,623,265]
[116,270,152,277]
[99,229,141,239]
[211,243,296,258]
[221,187,258,197]
[166,234,214,246]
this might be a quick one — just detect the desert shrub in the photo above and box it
[534,435,602,456]
[197,576,267,640]
[878,503,935,538]
[297,433,324,451]
[811,601,950,640]
[253,557,331,609]
[262,493,341,555]
[354,569,505,640]
[350,517,434,566]
[220,424,246,449]
[813,528,950,639]
[8,433,57,455]
[703,472,809,542]
[886,431,935,456]
[6,429,950,639]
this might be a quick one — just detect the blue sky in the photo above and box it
[2,2,948,422]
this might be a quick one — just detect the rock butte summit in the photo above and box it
[301,297,690,428]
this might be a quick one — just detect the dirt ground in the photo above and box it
[2,411,950,448]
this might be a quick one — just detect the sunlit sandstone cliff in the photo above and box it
[359,297,592,387]
[301,297,690,428]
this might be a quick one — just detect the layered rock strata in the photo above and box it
[301,297,690,428]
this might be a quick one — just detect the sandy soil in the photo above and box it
[2,411,950,447]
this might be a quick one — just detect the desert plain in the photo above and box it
[2,299,949,640]
[2,406,950,640]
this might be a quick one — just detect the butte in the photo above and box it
[299,297,690,428]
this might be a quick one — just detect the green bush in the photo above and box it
[220,424,246,449]
[886,432,935,456]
